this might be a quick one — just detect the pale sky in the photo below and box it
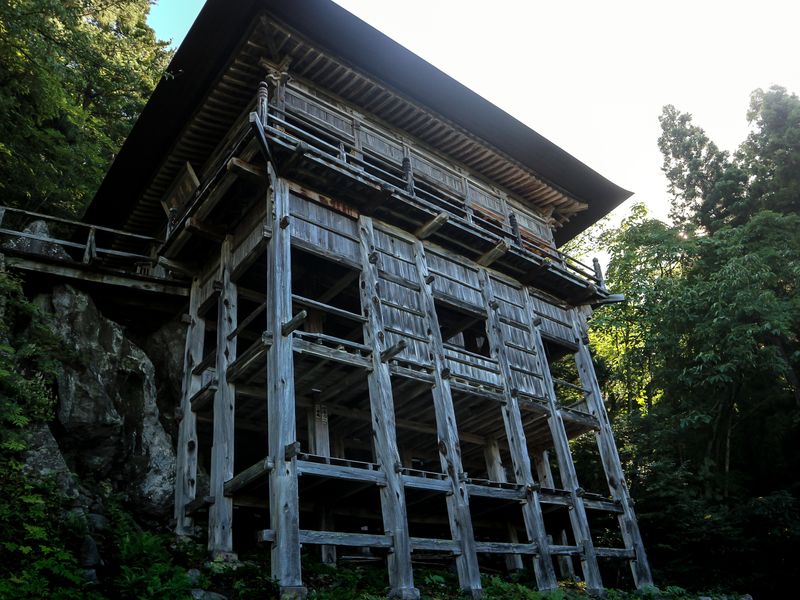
[149,0,800,225]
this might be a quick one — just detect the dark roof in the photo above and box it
[85,0,631,245]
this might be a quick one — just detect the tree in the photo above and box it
[576,87,800,596]
[0,0,171,217]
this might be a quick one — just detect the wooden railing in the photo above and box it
[264,83,603,289]
[0,205,167,279]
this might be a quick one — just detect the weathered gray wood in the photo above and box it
[478,270,557,590]
[571,308,653,588]
[414,212,449,240]
[174,278,205,536]
[413,239,482,597]
[258,529,393,548]
[224,457,274,497]
[477,239,510,267]
[227,156,265,182]
[3,255,188,296]
[208,237,237,558]
[523,291,602,592]
[185,217,226,243]
[82,227,96,264]
[483,439,524,571]
[297,459,386,484]
[185,495,214,516]
[282,309,308,335]
[292,294,366,323]
[358,216,419,600]
[309,402,336,565]
[266,168,305,596]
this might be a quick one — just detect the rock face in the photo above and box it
[2,219,71,260]
[35,285,176,518]
[143,317,188,442]
[22,423,79,499]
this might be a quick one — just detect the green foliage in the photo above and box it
[0,273,100,598]
[0,0,171,216]
[103,502,191,600]
[574,86,800,597]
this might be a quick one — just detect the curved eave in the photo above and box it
[86,0,631,245]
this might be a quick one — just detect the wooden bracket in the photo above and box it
[249,111,274,166]
[185,217,226,243]
[380,340,407,363]
[284,441,301,461]
[158,256,198,276]
[567,283,598,306]
[227,157,265,182]
[414,212,449,240]
[477,239,510,266]
[281,310,307,336]
[522,258,552,283]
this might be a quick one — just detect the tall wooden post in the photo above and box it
[414,240,483,597]
[571,308,653,588]
[311,402,336,565]
[533,450,576,580]
[483,438,525,572]
[266,168,305,597]
[175,278,205,535]
[523,293,603,592]
[479,270,558,590]
[358,216,419,600]
[209,237,237,558]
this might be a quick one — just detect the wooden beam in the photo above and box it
[174,278,206,536]
[358,216,419,599]
[224,457,274,496]
[571,308,652,588]
[208,237,237,559]
[266,169,305,596]
[281,310,308,336]
[478,270,558,590]
[483,439,524,572]
[477,239,510,267]
[227,156,266,182]
[3,255,188,297]
[414,240,482,597]
[414,212,448,240]
[380,339,407,363]
[185,217,227,243]
[523,293,603,593]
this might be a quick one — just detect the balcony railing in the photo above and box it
[268,83,602,290]
[0,205,169,280]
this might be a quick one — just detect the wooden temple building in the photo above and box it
[0,1,652,597]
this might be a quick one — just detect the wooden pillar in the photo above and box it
[358,216,419,600]
[533,451,576,580]
[175,278,205,535]
[358,217,419,600]
[266,169,305,597]
[312,402,336,565]
[571,308,653,588]
[523,293,603,592]
[209,239,237,558]
[478,270,558,590]
[483,438,525,572]
[414,241,482,597]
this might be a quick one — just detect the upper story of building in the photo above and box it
[82,0,630,306]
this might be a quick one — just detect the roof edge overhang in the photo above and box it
[85,0,632,245]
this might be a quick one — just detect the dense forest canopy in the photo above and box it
[0,0,170,216]
[0,0,798,595]
[573,86,800,596]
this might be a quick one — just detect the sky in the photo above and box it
[148,0,800,226]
